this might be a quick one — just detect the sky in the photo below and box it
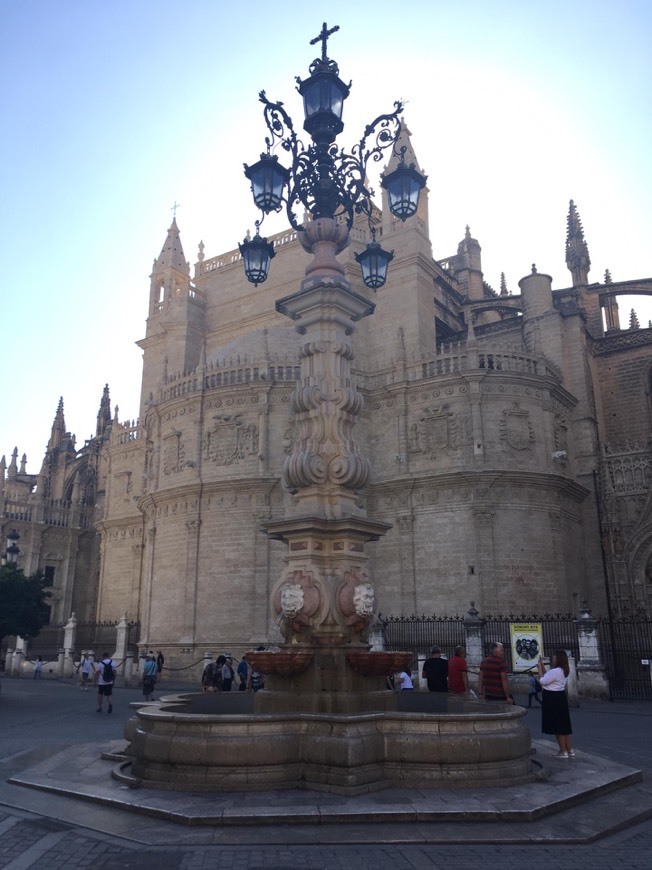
[1,0,650,471]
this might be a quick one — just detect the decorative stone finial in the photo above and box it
[565,199,591,285]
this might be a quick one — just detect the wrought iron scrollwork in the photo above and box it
[258,91,405,232]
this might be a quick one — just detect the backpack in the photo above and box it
[102,660,114,682]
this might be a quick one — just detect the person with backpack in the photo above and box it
[96,652,116,713]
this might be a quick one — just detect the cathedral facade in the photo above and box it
[2,131,651,667]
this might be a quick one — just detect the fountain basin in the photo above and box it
[346,650,413,676]
[120,692,535,795]
[247,650,313,676]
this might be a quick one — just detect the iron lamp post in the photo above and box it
[240,22,426,288]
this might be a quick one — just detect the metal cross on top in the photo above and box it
[171,201,181,219]
[310,22,339,61]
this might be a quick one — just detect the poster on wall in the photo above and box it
[510,623,543,672]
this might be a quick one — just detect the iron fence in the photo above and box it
[380,613,579,672]
[598,616,652,701]
[379,614,466,666]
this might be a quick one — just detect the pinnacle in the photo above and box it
[565,199,590,284]
[153,218,190,276]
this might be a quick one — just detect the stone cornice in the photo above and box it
[367,470,588,504]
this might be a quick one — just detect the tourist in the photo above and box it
[527,672,542,707]
[538,650,574,758]
[156,650,165,676]
[142,652,158,701]
[422,645,448,692]
[221,656,235,692]
[396,669,414,690]
[448,645,470,695]
[96,652,116,713]
[477,642,514,703]
[33,656,43,679]
[237,655,250,692]
[202,655,225,692]
[76,652,94,690]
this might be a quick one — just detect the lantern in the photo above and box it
[381,161,427,221]
[239,229,275,286]
[244,153,290,213]
[355,240,394,290]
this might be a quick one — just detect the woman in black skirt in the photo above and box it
[537,649,574,758]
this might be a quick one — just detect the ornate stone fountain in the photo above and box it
[120,27,533,795]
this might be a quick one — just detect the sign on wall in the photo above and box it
[510,623,543,671]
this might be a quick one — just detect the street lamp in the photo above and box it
[241,22,426,289]
[5,528,20,565]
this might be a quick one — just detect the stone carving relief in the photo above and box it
[203,414,259,466]
[273,570,322,642]
[500,403,535,450]
[282,418,297,455]
[337,567,376,640]
[603,442,650,496]
[408,405,469,457]
[162,430,184,476]
[553,414,569,452]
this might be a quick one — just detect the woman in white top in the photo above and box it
[396,670,414,690]
[537,649,574,758]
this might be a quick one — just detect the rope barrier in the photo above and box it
[158,658,206,672]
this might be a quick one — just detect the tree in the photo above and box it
[0,564,51,644]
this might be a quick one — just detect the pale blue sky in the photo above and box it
[1,0,650,469]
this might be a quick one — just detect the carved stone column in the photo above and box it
[276,219,374,522]
[263,218,392,697]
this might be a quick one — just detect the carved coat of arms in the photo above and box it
[163,430,184,476]
[500,403,535,450]
[409,406,466,458]
[204,415,259,466]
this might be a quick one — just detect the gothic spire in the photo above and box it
[381,118,429,239]
[47,397,67,450]
[629,308,640,330]
[96,384,112,438]
[500,272,508,297]
[384,119,423,174]
[565,199,591,285]
[153,218,190,276]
